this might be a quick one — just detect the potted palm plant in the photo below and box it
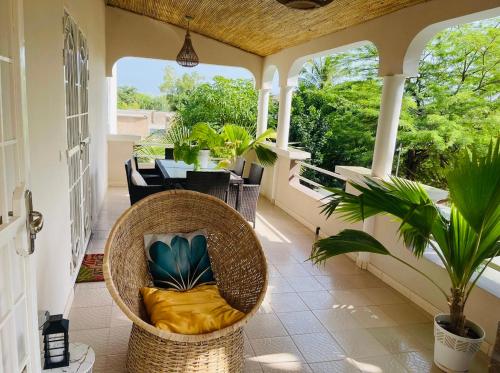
[164,124,200,168]
[217,124,278,167]
[170,122,278,168]
[311,140,499,372]
[189,123,223,168]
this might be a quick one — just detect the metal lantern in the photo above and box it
[277,0,334,9]
[42,314,70,369]
[176,16,199,68]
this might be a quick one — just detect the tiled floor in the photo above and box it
[70,187,489,372]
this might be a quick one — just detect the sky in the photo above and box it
[117,57,257,96]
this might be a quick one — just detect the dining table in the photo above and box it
[155,159,244,209]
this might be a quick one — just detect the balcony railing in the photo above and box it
[295,161,347,196]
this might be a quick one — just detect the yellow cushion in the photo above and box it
[140,284,245,335]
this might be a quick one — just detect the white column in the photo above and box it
[256,88,270,137]
[276,85,295,149]
[371,75,406,178]
[107,65,118,134]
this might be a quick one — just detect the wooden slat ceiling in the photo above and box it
[106,0,429,56]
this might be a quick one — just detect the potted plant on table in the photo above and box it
[310,140,500,372]
[168,122,278,169]
[217,124,278,167]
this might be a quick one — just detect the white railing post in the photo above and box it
[276,85,295,149]
[256,88,271,137]
[371,74,406,178]
[107,64,118,135]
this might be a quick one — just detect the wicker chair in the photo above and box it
[228,163,264,227]
[231,157,246,177]
[125,160,165,205]
[133,156,162,184]
[165,147,174,160]
[103,190,267,373]
[186,171,231,202]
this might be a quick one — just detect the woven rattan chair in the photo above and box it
[125,160,165,205]
[133,156,163,184]
[165,147,174,160]
[186,171,231,202]
[231,157,246,177]
[228,163,264,227]
[103,190,267,373]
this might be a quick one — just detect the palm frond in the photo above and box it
[311,229,391,265]
[254,128,277,143]
[446,138,500,234]
[164,124,192,145]
[190,122,224,149]
[173,144,199,166]
[254,144,278,166]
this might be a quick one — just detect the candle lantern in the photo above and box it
[42,314,70,369]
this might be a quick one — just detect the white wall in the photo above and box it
[108,135,140,187]
[105,7,263,85]
[23,0,107,314]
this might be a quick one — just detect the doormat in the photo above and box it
[76,254,104,283]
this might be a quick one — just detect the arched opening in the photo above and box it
[261,65,280,132]
[396,16,500,188]
[115,57,257,134]
[113,57,260,165]
[287,42,380,191]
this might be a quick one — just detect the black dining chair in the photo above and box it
[185,171,231,202]
[125,159,165,205]
[245,162,264,185]
[165,148,174,160]
[133,156,163,184]
[231,157,246,177]
[228,163,264,227]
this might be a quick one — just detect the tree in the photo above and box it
[159,66,203,110]
[300,56,338,89]
[397,20,500,186]
[291,19,499,188]
[117,86,167,111]
[300,45,378,89]
[176,76,260,132]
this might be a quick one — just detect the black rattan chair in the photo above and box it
[231,157,246,177]
[185,171,231,202]
[228,163,264,227]
[165,148,174,160]
[246,163,264,185]
[133,156,163,185]
[125,160,165,205]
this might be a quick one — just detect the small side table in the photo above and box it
[43,343,95,372]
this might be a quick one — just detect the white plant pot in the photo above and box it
[198,149,210,169]
[434,314,484,372]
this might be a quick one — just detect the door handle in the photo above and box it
[25,190,43,255]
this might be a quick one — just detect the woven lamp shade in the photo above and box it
[176,29,199,67]
[277,0,334,9]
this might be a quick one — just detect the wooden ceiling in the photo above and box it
[106,0,429,56]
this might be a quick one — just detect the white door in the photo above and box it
[0,0,43,372]
[63,12,91,278]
